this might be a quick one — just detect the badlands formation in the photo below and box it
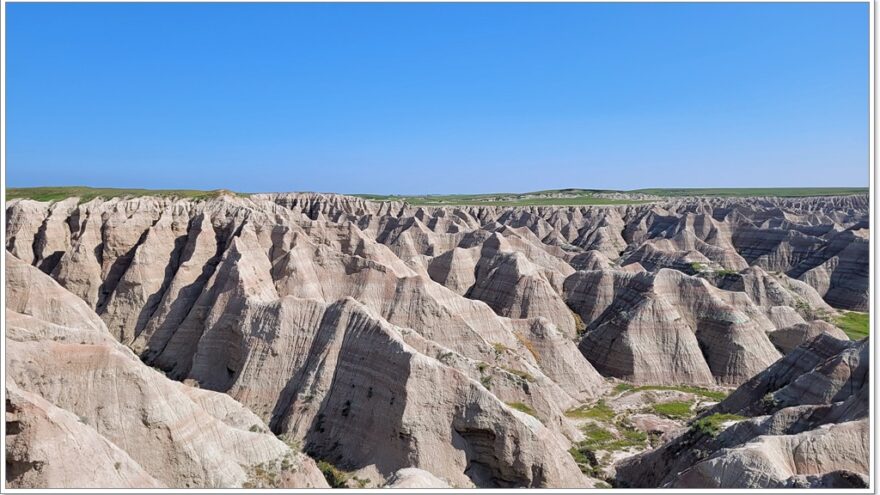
[4,192,870,489]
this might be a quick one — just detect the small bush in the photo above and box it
[492,342,510,356]
[480,375,493,390]
[317,460,349,488]
[691,413,746,437]
[571,310,587,336]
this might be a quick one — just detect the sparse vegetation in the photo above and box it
[480,375,493,390]
[691,413,747,437]
[571,420,648,464]
[714,269,739,276]
[613,383,635,393]
[248,424,262,433]
[565,400,615,421]
[514,333,539,359]
[502,367,535,383]
[834,311,869,340]
[506,402,537,416]
[492,342,510,356]
[571,310,587,336]
[689,262,706,272]
[242,459,285,488]
[317,460,350,488]
[617,384,728,402]
[651,401,694,419]
[761,392,779,411]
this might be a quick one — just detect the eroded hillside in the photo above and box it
[4,192,869,488]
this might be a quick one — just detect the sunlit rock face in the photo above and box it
[5,192,868,488]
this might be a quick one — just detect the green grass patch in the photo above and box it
[613,383,635,393]
[579,422,647,451]
[506,402,537,416]
[834,311,869,340]
[7,186,246,203]
[650,401,694,419]
[565,400,615,421]
[618,384,728,402]
[689,262,706,272]
[580,423,615,444]
[691,413,747,437]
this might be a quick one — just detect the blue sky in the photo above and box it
[7,3,869,194]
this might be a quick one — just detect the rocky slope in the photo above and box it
[5,253,328,489]
[4,192,869,488]
[615,334,869,488]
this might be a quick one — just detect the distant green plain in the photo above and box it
[355,187,867,206]
[7,185,866,206]
[7,186,245,203]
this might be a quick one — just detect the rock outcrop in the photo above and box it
[4,192,869,489]
[5,253,329,489]
[615,334,868,489]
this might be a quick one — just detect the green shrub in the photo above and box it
[571,310,587,336]
[492,342,510,356]
[317,460,349,488]
[480,375,493,390]
[691,413,746,437]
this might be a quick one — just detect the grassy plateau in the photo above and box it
[354,187,866,206]
[8,186,866,207]
[7,186,244,202]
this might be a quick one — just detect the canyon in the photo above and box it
[4,191,870,489]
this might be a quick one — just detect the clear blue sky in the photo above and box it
[7,3,869,194]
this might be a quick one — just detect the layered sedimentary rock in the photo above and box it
[5,253,329,489]
[564,268,781,385]
[615,334,868,489]
[4,192,869,488]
